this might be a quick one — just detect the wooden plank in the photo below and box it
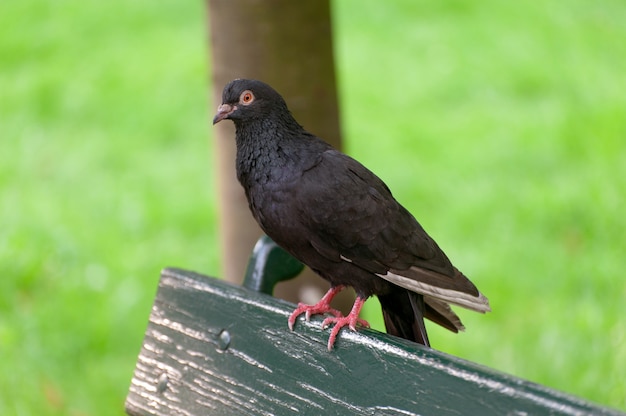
[126,268,624,416]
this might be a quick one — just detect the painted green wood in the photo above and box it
[242,234,304,295]
[125,268,624,416]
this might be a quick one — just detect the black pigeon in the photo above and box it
[213,79,490,350]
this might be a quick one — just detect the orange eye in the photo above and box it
[240,90,254,105]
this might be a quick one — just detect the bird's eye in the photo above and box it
[240,90,254,105]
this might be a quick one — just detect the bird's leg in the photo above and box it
[288,285,345,331]
[322,296,370,351]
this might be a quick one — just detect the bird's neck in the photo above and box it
[233,118,320,188]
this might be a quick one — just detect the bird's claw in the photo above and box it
[321,315,370,331]
[322,315,370,351]
[288,302,343,331]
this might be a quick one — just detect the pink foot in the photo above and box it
[322,297,370,351]
[288,286,345,331]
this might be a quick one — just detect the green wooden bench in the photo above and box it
[125,236,624,416]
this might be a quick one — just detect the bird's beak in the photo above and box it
[213,103,236,125]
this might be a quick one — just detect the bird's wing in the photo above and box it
[296,149,490,313]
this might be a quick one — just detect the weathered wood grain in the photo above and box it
[125,268,624,416]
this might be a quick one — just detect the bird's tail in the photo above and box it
[379,290,430,347]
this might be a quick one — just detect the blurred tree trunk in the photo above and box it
[207,0,353,310]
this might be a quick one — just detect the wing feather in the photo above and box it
[295,148,490,312]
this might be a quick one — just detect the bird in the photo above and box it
[213,79,490,351]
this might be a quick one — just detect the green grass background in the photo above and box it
[1,0,624,414]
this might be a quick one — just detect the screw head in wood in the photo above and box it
[157,372,168,393]
[217,329,231,350]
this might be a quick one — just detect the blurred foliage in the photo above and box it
[0,0,624,414]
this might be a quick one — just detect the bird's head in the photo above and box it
[212,79,289,126]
